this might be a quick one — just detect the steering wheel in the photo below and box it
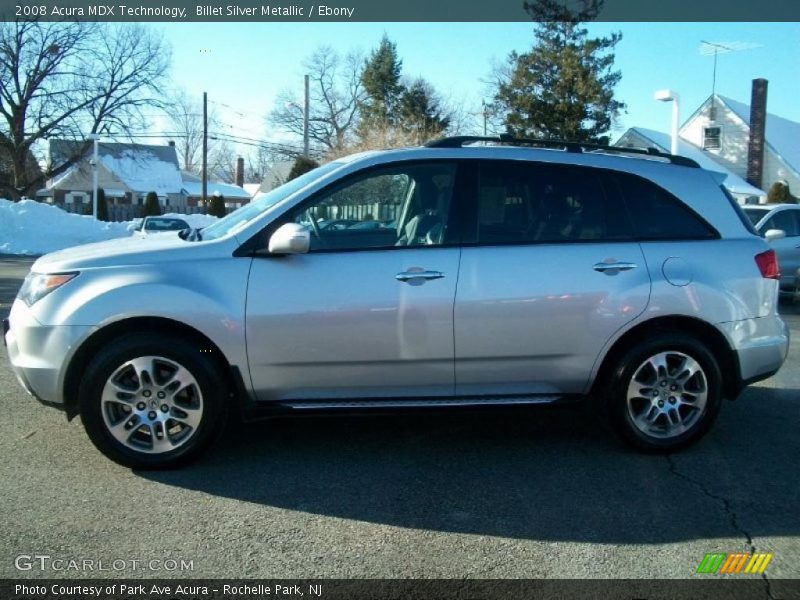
[306,211,322,239]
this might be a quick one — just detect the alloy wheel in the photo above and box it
[100,356,204,454]
[625,351,708,439]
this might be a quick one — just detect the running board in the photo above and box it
[278,395,564,410]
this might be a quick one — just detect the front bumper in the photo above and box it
[5,299,90,406]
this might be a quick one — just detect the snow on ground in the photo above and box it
[0,199,219,256]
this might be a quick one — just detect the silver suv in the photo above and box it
[4,136,790,468]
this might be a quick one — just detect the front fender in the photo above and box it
[33,257,253,394]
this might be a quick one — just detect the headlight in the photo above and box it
[17,272,79,306]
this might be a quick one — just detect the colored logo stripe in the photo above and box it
[697,553,772,574]
[697,554,726,573]
[745,553,773,574]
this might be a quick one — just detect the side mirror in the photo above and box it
[268,222,310,254]
[765,229,787,241]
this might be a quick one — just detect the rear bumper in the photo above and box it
[720,314,789,392]
[5,299,90,407]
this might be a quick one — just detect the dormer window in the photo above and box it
[703,126,721,149]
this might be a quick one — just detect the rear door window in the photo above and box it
[473,161,631,245]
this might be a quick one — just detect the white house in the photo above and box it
[679,94,799,197]
[615,127,765,203]
[617,85,800,203]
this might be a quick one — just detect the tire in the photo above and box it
[605,333,723,452]
[79,333,228,469]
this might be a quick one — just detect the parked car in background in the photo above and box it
[131,216,191,236]
[742,203,800,296]
[5,136,789,468]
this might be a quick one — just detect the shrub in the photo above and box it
[143,191,161,216]
[96,188,108,221]
[208,193,226,218]
[288,156,320,181]
[767,181,792,204]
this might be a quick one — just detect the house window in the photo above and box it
[703,126,721,149]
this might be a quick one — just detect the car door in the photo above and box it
[246,161,461,401]
[454,160,650,396]
[760,208,800,291]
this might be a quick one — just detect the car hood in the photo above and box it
[32,233,221,272]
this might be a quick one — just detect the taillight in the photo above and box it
[755,249,780,280]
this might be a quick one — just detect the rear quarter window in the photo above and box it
[616,173,717,240]
[721,186,760,235]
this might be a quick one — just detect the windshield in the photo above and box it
[200,162,343,241]
[742,207,769,227]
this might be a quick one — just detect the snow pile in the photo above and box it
[0,199,219,256]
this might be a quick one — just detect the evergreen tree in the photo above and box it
[359,35,404,131]
[95,188,109,221]
[143,191,161,216]
[287,156,320,181]
[493,0,625,144]
[208,193,226,218]
[398,79,450,143]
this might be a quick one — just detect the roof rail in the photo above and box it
[424,135,700,168]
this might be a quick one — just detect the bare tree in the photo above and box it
[269,46,364,156]
[245,144,277,183]
[207,138,238,183]
[0,20,169,199]
[164,89,223,173]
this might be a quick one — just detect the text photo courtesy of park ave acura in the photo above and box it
[1,0,800,598]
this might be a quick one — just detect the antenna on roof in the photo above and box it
[699,41,761,100]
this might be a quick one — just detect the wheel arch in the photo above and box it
[591,316,741,401]
[63,317,238,420]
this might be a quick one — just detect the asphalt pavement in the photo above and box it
[1,255,798,589]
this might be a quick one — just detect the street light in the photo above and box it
[86,133,100,220]
[654,89,680,155]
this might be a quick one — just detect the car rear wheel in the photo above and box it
[606,333,722,451]
[79,333,228,469]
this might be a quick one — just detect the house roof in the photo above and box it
[717,95,800,176]
[48,140,183,195]
[180,180,251,199]
[615,127,765,197]
[243,183,262,197]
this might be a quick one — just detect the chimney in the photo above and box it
[167,140,175,147]
[746,78,768,189]
[235,156,245,187]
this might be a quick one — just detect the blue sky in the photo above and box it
[154,22,800,152]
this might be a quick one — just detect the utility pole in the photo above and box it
[202,91,208,203]
[87,133,99,220]
[303,74,310,158]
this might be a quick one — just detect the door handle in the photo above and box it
[593,261,638,273]
[396,270,445,282]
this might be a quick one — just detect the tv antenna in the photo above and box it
[699,40,761,97]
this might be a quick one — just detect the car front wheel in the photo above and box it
[79,333,228,469]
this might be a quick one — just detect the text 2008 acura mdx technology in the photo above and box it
[4,136,790,468]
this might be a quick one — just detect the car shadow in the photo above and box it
[140,383,800,544]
